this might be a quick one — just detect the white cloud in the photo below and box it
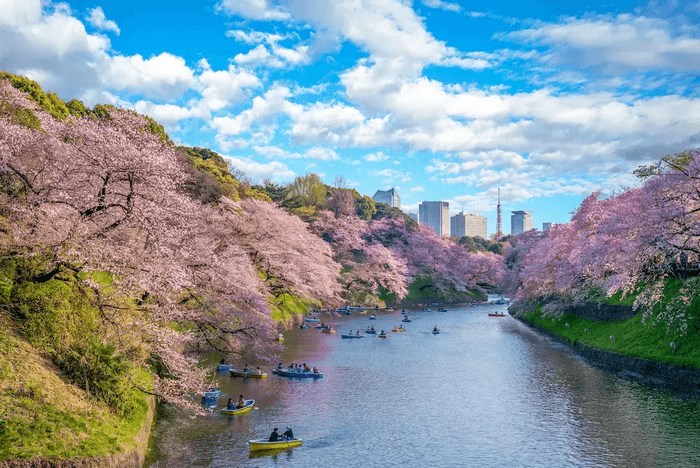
[197,65,261,111]
[289,102,365,145]
[368,169,412,183]
[0,0,41,26]
[216,0,291,21]
[211,85,296,136]
[253,145,340,161]
[86,7,120,35]
[223,155,296,184]
[422,0,461,13]
[365,151,390,162]
[510,14,700,73]
[225,29,287,45]
[105,53,195,100]
[411,186,425,192]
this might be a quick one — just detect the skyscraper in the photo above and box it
[419,201,450,236]
[451,212,487,238]
[511,210,533,235]
[372,188,401,208]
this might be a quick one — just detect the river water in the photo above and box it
[146,298,700,467]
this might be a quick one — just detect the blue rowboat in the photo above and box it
[304,318,320,323]
[217,364,233,373]
[272,369,324,379]
[341,334,364,339]
[369,315,377,320]
[364,329,377,334]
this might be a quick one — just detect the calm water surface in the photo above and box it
[146,299,700,467]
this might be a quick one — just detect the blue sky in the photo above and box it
[2,0,700,236]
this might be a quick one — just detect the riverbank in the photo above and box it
[0,332,155,468]
[513,306,700,392]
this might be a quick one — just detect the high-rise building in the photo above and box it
[511,210,533,235]
[419,201,450,236]
[372,188,401,208]
[451,212,487,238]
[543,222,552,231]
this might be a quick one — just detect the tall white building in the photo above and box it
[419,201,450,236]
[511,210,533,235]
[372,188,401,208]
[451,212,487,238]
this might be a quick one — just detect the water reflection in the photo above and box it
[146,301,700,468]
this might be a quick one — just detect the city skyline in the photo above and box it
[1,0,698,236]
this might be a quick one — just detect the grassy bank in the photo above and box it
[401,276,486,304]
[521,307,700,369]
[0,330,152,461]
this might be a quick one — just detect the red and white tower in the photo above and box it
[496,187,502,238]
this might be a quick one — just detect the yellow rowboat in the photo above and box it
[248,438,302,451]
[221,399,255,415]
[230,369,268,379]
[321,328,336,334]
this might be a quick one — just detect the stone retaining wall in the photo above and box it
[563,302,637,322]
[516,315,700,392]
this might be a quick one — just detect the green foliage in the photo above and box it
[355,195,376,221]
[54,339,139,417]
[92,104,113,120]
[0,98,42,130]
[1,72,70,121]
[66,99,89,117]
[404,276,485,303]
[144,115,172,144]
[372,202,418,229]
[634,150,695,180]
[459,236,502,254]
[288,173,327,207]
[269,292,318,321]
[523,305,700,369]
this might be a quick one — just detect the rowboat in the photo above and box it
[437,308,448,312]
[221,399,255,415]
[341,334,364,339]
[488,313,506,317]
[204,387,222,399]
[369,315,377,319]
[230,369,268,379]
[364,329,377,334]
[272,369,324,379]
[391,327,405,333]
[217,364,233,373]
[304,318,320,322]
[300,324,308,329]
[321,328,336,334]
[432,330,440,334]
[378,333,387,338]
[402,317,411,322]
[315,324,328,329]
[248,438,302,451]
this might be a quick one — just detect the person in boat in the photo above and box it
[255,366,262,374]
[356,330,360,336]
[433,325,439,332]
[392,326,397,331]
[371,326,375,331]
[243,364,250,373]
[227,398,235,410]
[219,357,227,365]
[277,362,283,370]
[312,366,319,373]
[283,426,294,440]
[287,363,294,372]
[269,428,280,442]
[235,394,245,408]
[303,363,310,371]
